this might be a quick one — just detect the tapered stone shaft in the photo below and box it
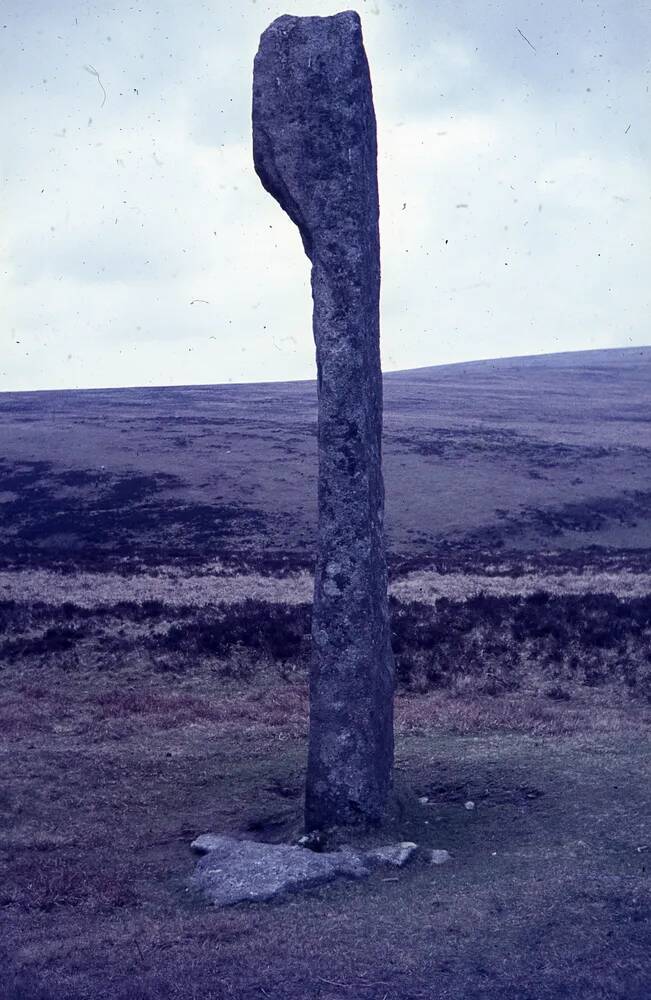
[252,11,394,829]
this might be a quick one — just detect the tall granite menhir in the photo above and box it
[253,11,395,829]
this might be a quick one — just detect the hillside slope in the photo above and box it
[0,346,649,572]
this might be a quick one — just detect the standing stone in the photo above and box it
[252,11,394,829]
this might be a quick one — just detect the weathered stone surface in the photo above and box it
[191,832,234,855]
[253,11,394,830]
[365,842,418,867]
[189,835,370,907]
[430,849,452,865]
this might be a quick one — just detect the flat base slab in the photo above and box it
[189,835,419,907]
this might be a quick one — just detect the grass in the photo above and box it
[1,584,649,999]
[1,348,650,996]
[1,659,649,999]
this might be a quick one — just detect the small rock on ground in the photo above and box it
[430,849,451,865]
[365,842,418,867]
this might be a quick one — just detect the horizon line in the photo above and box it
[1,344,649,397]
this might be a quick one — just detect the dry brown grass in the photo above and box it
[3,659,648,750]
[394,686,650,738]
[0,666,311,742]
[1,564,648,610]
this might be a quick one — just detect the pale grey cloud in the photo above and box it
[1,0,649,390]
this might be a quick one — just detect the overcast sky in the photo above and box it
[2,0,649,391]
